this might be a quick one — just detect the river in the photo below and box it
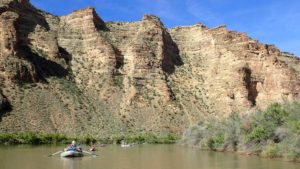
[0,144,299,169]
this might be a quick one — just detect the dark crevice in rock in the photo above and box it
[59,47,72,65]
[112,47,124,76]
[162,30,183,74]
[0,93,12,122]
[242,67,258,106]
[248,81,258,106]
[164,73,176,101]
[113,47,124,70]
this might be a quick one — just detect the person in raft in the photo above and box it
[65,140,82,152]
[90,144,96,151]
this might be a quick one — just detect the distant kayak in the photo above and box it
[60,150,83,157]
[121,143,133,148]
[121,140,133,148]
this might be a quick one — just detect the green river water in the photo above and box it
[0,144,299,169]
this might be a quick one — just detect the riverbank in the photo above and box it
[181,102,300,162]
[0,132,180,145]
[1,102,299,163]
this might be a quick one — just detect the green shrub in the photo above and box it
[213,134,225,147]
[158,133,179,144]
[0,132,69,145]
[81,135,97,145]
[223,112,241,150]
[246,126,268,143]
[261,141,281,158]
[20,132,41,144]
[182,125,206,146]
[284,102,300,133]
[245,103,292,144]
[181,102,300,161]
[207,138,216,150]
[264,103,288,126]
[0,132,179,145]
[279,136,300,161]
[97,133,179,145]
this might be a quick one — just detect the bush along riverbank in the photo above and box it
[181,102,300,162]
[0,132,180,145]
[0,133,70,145]
[98,133,179,144]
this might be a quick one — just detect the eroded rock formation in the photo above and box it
[0,0,299,137]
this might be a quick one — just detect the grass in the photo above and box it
[98,133,179,144]
[0,132,180,145]
[0,133,69,145]
[181,102,300,162]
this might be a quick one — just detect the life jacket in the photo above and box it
[67,145,77,151]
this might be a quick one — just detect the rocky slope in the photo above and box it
[0,0,299,137]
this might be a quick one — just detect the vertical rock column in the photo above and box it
[0,11,18,58]
[0,11,37,82]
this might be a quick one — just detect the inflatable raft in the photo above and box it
[60,150,83,157]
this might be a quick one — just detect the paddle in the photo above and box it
[83,150,99,157]
[49,150,63,157]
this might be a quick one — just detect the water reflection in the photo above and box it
[61,157,82,169]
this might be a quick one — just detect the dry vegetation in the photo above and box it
[181,102,300,162]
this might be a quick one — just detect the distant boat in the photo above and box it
[121,144,132,148]
[121,140,133,147]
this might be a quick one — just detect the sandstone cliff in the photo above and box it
[0,0,299,137]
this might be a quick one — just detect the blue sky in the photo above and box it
[31,0,300,56]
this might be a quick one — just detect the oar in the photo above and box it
[83,150,99,157]
[49,150,63,157]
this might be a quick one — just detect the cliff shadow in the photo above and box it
[14,4,69,81]
[0,94,12,123]
[162,30,183,74]
[59,47,72,65]
[22,46,69,80]
[113,47,124,70]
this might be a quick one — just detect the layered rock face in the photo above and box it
[0,0,299,137]
[169,25,300,120]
